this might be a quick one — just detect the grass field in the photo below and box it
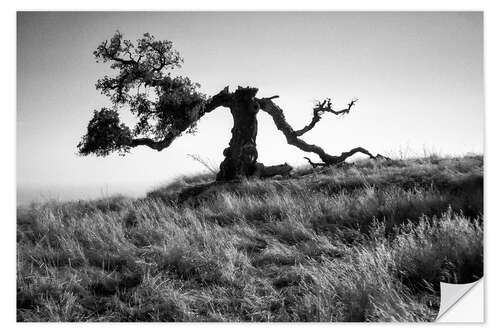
[16,155,483,322]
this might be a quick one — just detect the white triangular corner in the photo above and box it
[436,278,484,322]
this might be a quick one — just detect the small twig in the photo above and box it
[187,154,218,175]
[304,157,326,168]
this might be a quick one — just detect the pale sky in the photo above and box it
[17,12,483,201]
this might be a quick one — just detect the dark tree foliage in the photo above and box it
[77,108,132,156]
[79,32,384,180]
[78,31,206,156]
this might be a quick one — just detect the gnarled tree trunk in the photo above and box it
[217,87,260,181]
[216,87,293,181]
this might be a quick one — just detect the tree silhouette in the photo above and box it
[78,32,382,180]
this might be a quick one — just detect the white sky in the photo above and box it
[17,12,483,195]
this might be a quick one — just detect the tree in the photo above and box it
[78,32,382,181]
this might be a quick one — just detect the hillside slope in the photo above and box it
[17,155,483,322]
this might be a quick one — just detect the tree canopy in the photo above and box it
[78,31,208,156]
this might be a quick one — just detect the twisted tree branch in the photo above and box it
[295,98,357,136]
[304,157,326,168]
[258,97,386,166]
[129,87,233,151]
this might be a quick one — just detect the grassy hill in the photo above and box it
[17,155,483,322]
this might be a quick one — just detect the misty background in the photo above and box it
[17,12,483,205]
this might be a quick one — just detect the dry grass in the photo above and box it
[17,155,483,322]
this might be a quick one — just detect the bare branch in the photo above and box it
[258,98,384,166]
[316,98,358,115]
[205,86,233,111]
[304,157,326,168]
[129,136,175,151]
[295,98,358,137]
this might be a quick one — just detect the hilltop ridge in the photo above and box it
[17,155,483,321]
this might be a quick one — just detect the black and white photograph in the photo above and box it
[15,10,484,322]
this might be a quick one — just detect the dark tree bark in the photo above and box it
[215,87,295,181]
[217,87,261,180]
